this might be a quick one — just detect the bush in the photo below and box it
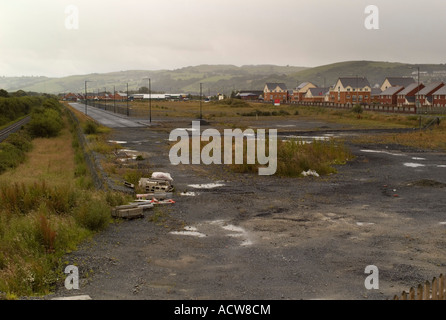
[74,199,110,231]
[28,108,64,138]
[83,121,99,135]
[352,104,363,114]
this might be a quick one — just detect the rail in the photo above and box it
[0,115,31,143]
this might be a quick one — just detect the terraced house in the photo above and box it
[329,77,372,105]
[264,83,288,103]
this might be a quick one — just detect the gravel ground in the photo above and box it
[47,116,446,300]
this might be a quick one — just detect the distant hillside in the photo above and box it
[2,61,446,95]
[0,65,307,95]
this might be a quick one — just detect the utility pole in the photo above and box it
[104,87,107,109]
[126,83,129,117]
[113,85,116,113]
[200,83,203,120]
[149,78,152,123]
[84,80,93,115]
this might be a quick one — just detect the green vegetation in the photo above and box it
[230,139,353,177]
[0,95,41,127]
[0,100,132,299]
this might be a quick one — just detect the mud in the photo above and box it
[49,118,446,300]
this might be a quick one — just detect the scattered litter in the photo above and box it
[150,198,176,205]
[188,183,225,189]
[139,176,174,193]
[111,204,144,219]
[124,181,135,189]
[301,170,320,177]
[136,192,173,200]
[151,172,173,181]
[180,192,198,196]
[404,163,425,168]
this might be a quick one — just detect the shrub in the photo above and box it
[352,104,363,114]
[28,108,64,138]
[83,121,99,135]
[74,199,110,231]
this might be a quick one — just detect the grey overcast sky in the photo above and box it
[1,0,446,77]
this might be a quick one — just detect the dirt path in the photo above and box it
[49,122,446,300]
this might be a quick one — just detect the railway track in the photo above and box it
[0,115,31,143]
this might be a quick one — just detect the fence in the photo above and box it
[84,100,149,118]
[65,106,134,194]
[393,274,446,300]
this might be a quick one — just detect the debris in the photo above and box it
[139,177,174,193]
[151,172,173,181]
[150,198,176,205]
[301,170,320,177]
[111,204,144,219]
[124,181,135,189]
[136,192,173,200]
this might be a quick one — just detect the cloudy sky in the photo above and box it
[1,0,445,77]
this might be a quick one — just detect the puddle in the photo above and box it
[170,226,206,238]
[356,222,375,226]
[437,165,446,168]
[188,183,225,189]
[439,222,446,225]
[108,140,127,144]
[361,149,405,157]
[404,163,426,168]
[412,157,426,160]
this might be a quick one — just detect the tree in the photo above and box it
[138,86,149,94]
[0,89,9,97]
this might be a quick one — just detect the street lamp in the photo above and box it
[200,83,203,120]
[126,83,129,117]
[143,77,152,123]
[84,80,92,115]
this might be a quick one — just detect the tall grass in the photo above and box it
[230,138,353,177]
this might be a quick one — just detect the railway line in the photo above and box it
[0,115,31,143]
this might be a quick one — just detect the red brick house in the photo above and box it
[380,77,415,92]
[291,82,317,103]
[264,83,288,103]
[432,86,446,107]
[396,83,425,106]
[302,87,330,103]
[379,86,404,105]
[417,82,444,106]
[329,77,372,105]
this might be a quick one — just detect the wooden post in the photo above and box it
[409,287,415,300]
[424,281,430,300]
[417,284,423,300]
[432,277,438,300]
[440,274,445,300]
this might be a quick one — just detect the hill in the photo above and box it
[0,65,307,95]
[2,61,446,95]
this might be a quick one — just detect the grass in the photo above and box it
[229,138,354,177]
[353,123,446,151]
[0,105,131,299]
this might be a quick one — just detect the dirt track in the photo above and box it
[49,118,446,300]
